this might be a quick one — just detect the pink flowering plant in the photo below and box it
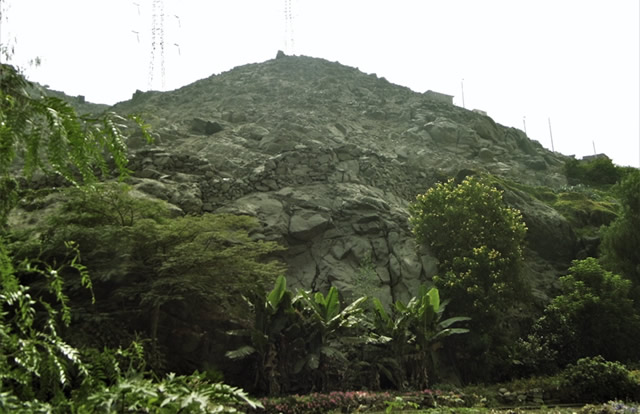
[251,389,486,413]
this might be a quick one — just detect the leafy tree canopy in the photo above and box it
[409,176,527,317]
[409,175,528,382]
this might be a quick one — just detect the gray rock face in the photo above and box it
[108,55,577,304]
[216,183,435,304]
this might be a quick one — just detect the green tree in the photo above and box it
[29,184,285,357]
[516,258,640,371]
[409,176,528,381]
[601,169,640,292]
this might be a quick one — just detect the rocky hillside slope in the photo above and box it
[52,54,584,307]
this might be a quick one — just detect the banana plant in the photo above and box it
[372,286,470,388]
[225,275,300,395]
[295,286,368,391]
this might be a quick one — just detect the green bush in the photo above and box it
[564,157,621,186]
[561,356,638,403]
[515,258,640,371]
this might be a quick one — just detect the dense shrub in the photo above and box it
[561,356,638,403]
[564,157,621,186]
[514,258,640,372]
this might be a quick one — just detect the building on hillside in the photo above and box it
[423,90,454,105]
[472,109,488,116]
[581,153,610,162]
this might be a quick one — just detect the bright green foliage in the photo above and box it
[0,63,150,230]
[409,177,527,319]
[0,63,147,182]
[601,170,640,289]
[372,286,469,389]
[0,238,91,403]
[409,176,527,380]
[75,372,262,413]
[515,258,640,371]
[561,356,638,403]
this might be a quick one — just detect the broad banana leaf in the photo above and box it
[267,275,287,310]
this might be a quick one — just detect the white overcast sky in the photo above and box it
[2,0,639,167]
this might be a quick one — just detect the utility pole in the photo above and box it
[592,141,597,155]
[548,117,555,152]
[522,116,527,135]
[461,78,466,109]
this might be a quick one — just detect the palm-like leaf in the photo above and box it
[224,345,256,360]
[439,316,471,329]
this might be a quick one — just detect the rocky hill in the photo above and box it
[69,52,581,310]
[27,53,584,310]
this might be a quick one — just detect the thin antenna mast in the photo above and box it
[284,0,295,54]
[149,0,165,90]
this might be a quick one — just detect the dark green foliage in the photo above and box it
[601,169,640,290]
[409,176,528,381]
[226,275,300,395]
[24,183,286,366]
[561,356,638,402]
[564,157,622,186]
[514,258,640,372]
